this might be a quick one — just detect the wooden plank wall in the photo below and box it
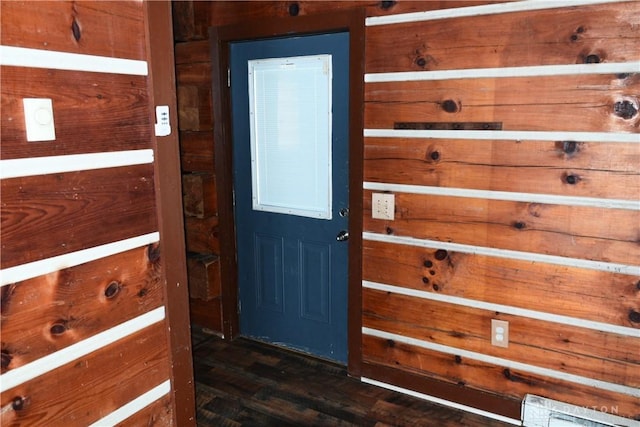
[174,0,640,421]
[362,0,640,420]
[173,10,224,332]
[1,2,175,425]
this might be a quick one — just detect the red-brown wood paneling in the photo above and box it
[2,1,191,425]
[186,253,221,301]
[364,138,640,199]
[1,67,151,159]
[175,40,211,65]
[363,239,640,329]
[113,394,173,427]
[175,0,640,421]
[365,74,640,133]
[145,2,196,424]
[1,246,163,371]
[1,164,157,269]
[0,1,147,60]
[363,334,640,418]
[361,0,640,420]
[363,191,640,265]
[363,288,640,386]
[185,216,220,254]
[180,131,215,173]
[189,297,223,333]
[182,173,217,219]
[206,1,504,27]
[0,323,170,427]
[174,23,220,337]
[366,2,640,73]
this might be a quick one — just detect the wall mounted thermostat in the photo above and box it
[23,98,56,142]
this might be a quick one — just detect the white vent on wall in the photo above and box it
[522,395,640,427]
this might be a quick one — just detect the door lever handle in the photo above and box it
[336,230,349,241]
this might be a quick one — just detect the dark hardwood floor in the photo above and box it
[191,326,514,426]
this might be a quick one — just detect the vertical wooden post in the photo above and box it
[144,1,196,425]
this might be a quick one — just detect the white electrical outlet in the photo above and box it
[372,193,394,220]
[491,319,509,348]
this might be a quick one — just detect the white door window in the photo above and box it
[248,54,333,220]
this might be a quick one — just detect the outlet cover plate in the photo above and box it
[491,319,509,348]
[372,193,394,220]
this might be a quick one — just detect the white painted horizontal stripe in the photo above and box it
[0,149,154,179]
[363,327,640,398]
[0,306,165,393]
[363,182,640,211]
[0,45,148,75]
[361,377,521,426]
[363,280,640,338]
[365,61,640,82]
[364,129,640,144]
[366,0,626,26]
[88,380,171,427]
[363,232,640,276]
[0,232,160,286]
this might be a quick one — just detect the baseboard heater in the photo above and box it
[522,395,640,427]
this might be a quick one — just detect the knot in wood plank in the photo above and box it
[434,249,448,261]
[570,26,586,42]
[613,100,638,120]
[147,243,161,263]
[104,281,122,299]
[288,3,299,17]
[584,54,601,64]
[71,18,81,42]
[441,99,460,114]
[379,1,396,10]
[1,349,12,371]
[559,140,579,155]
[11,396,26,411]
[50,321,68,336]
[563,173,581,185]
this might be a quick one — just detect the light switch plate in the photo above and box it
[23,98,56,142]
[154,105,171,137]
[372,193,394,220]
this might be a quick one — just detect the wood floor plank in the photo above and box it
[191,326,514,427]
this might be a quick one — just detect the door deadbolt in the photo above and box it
[336,230,349,241]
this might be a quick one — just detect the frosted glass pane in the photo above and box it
[248,55,332,219]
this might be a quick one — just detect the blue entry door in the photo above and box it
[230,33,349,363]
